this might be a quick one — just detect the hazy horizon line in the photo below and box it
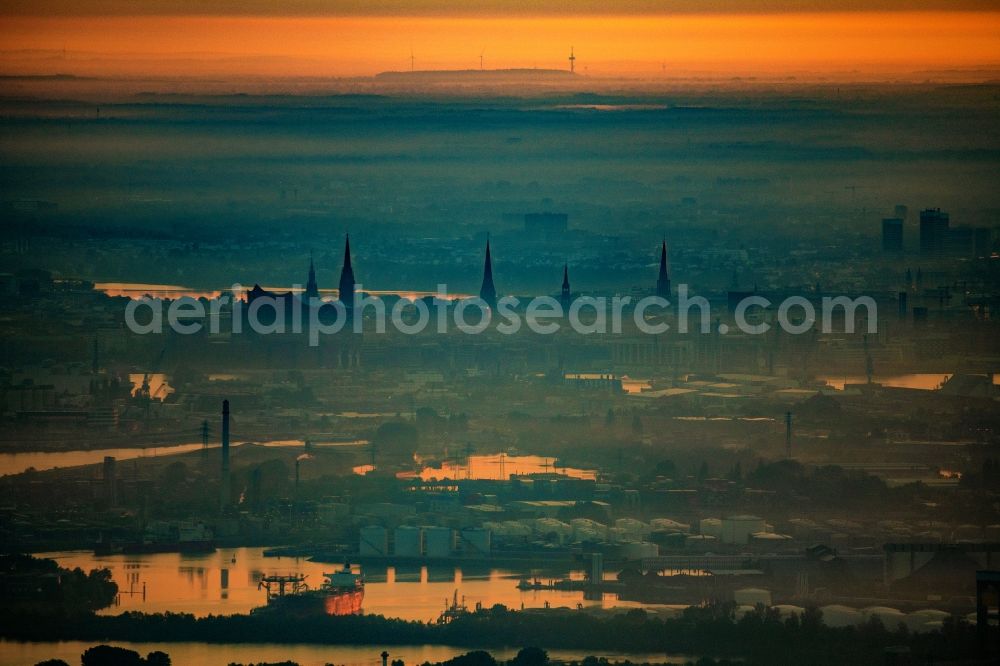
[4,1,1000,18]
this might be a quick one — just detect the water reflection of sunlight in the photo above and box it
[410,453,596,481]
[41,547,673,622]
[129,373,174,400]
[818,373,1000,391]
[97,283,471,302]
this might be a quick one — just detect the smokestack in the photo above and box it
[785,411,793,459]
[103,456,117,506]
[221,399,230,472]
[220,399,231,510]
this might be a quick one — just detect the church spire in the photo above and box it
[305,251,319,299]
[656,239,671,299]
[479,236,497,309]
[339,234,356,311]
[560,263,571,312]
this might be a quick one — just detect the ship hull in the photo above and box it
[265,586,364,616]
[324,586,364,615]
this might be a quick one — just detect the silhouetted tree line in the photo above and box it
[0,553,117,612]
[81,645,170,666]
[33,645,171,666]
[1,602,981,666]
[35,646,745,666]
[424,649,739,666]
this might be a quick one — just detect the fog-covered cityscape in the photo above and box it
[1,2,999,665]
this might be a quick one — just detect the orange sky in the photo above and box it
[1,12,998,78]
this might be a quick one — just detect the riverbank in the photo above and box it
[0,640,690,666]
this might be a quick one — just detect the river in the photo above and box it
[95,283,472,302]
[37,548,676,623]
[0,440,368,477]
[818,372,998,391]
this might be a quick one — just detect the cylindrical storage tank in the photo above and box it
[461,527,492,556]
[734,588,771,606]
[685,534,717,550]
[359,525,388,556]
[722,515,766,545]
[861,606,906,627]
[699,518,723,539]
[914,620,945,632]
[649,530,687,550]
[650,518,690,533]
[750,532,793,550]
[774,605,805,618]
[534,518,572,544]
[573,527,602,543]
[615,518,651,540]
[906,609,949,633]
[571,518,607,542]
[394,526,423,557]
[500,520,532,538]
[819,605,862,628]
[424,527,455,558]
[607,527,628,543]
[620,541,659,560]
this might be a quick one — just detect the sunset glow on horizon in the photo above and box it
[2,11,998,79]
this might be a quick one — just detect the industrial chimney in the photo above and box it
[785,411,793,459]
[220,399,231,510]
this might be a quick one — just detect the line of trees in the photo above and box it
[0,553,118,613]
[1,602,981,666]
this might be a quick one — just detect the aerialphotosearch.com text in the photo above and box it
[125,283,877,346]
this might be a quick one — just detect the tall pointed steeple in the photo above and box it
[656,240,671,299]
[339,234,356,311]
[305,251,319,300]
[560,263,571,311]
[479,236,497,309]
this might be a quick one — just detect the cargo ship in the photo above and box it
[257,564,364,616]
